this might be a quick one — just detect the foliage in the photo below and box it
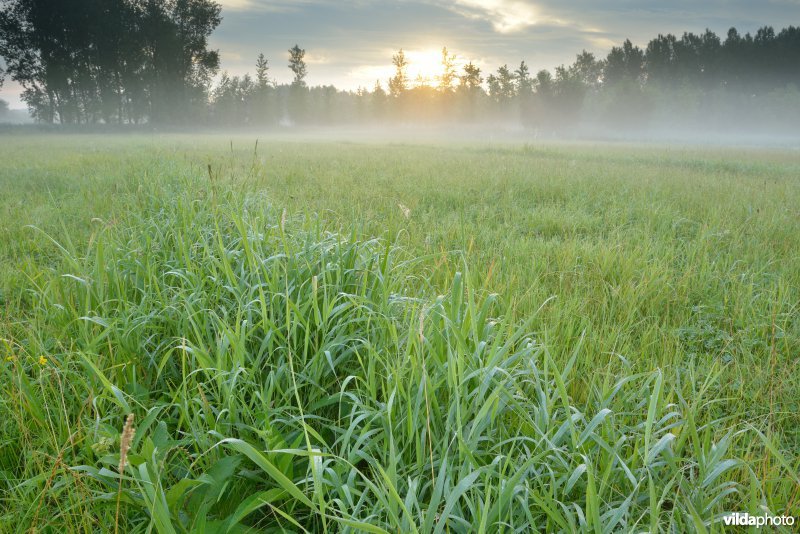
[0,0,222,124]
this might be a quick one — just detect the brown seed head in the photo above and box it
[118,413,135,474]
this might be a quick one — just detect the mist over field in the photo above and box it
[1,1,799,532]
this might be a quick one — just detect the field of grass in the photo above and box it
[1,133,798,532]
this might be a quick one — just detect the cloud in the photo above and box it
[216,0,255,10]
[446,0,539,33]
[346,64,395,85]
[585,35,617,50]
[436,1,589,36]
[217,0,372,13]
[304,51,331,65]
[220,50,244,62]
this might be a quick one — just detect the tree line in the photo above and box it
[208,27,800,133]
[1,0,798,132]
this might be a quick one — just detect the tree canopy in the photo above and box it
[0,0,221,124]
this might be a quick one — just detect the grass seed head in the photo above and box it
[398,203,411,219]
[118,414,135,474]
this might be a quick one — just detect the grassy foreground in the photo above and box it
[0,134,798,532]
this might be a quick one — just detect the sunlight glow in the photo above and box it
[346,48,480,90]
[405,49,455,85]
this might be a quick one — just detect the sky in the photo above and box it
[1,0,798,108]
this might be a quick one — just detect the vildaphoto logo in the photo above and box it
[722,512,795,528]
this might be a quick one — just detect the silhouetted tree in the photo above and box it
[288,44,307,87]
[388,49,408,98]
[485,64,516,119]
[523,69,554,128]
[371,80,387,120]
[252,52,274,124]
[457,61,483,120]
[487,63,516,118]
[604,39,644,86]
[486,74,500,102]
[438,46,457,93]
[600,39,650,127]
[514,61,533,124]
[141,0,222,124]
[515,61,532,95]
[287,44,307,122]
[460,62,482,91]
[571,51,604,90]
[256,53,271,89]
[212,71,255,125]
[497,64,516,100]
[553,65,586,128]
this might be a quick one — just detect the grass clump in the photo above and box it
[1,181,789,532]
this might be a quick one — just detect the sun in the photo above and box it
[405,48,458,86]
[348,47,470,90]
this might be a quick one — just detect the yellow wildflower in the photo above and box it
[38,355,47,366]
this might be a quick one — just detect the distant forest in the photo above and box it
[1,0,799,133]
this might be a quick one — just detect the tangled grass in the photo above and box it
[2,179,796,533]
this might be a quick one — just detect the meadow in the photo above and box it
[0,133,798,532]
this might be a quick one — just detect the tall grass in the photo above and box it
[2,176,796,532]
